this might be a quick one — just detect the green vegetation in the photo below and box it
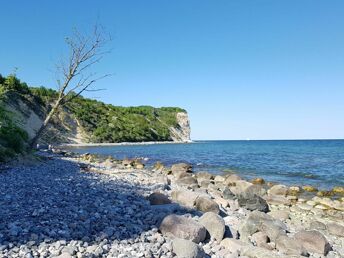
[0,74,186,151]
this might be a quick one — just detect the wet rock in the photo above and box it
[332,186,344,195]
[294,230,331,255]
[148,192,171,205]
[199,212,225,241]
[251,178,265,185]
[275,235,308,256]
[302,185,318,192]
[195,196,220,214]
[159,214,206,243]
[172,238,204,258]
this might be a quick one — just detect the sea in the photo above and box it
[68,140,344,190]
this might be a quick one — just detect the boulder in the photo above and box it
[250,232,268,247]
[241,246,281,258]
[196,171,214,181]
[230,180,253,196]
[159,214,206,243]
[214,175,226,183]
[239,211,287,242]
[195,196,220,214]
[199,180,212,188]
[288,186,301,196]
[237,190,269,212]
[148,192,171,205]
[332,186,344,195]
[171,190,200,208]
[302,185,318,192]
[309,221,326,231]
[294,230,331,255]
[175,176,198,186]
[199,212,225,241]
[265,195,291,206]
[224,174,242,186]
[268,184,288,196]
[275,235,308,256]
[220,238,247,254]
[268,210,290,221]
[171,163,192,179]
[327,222,344,237]
[251,178,265,185]
[222,187,235,200]
[172,238,204,258]
[133,160,145,169]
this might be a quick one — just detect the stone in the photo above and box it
[294,230,331,255]
[251,231,268,246]
[237,191,269,212]
[159,214,206,243]
[251,178,265,185]
[196,171,214,181]
[171,190,200,208]
[268,210,290,221]
[268,184,288,196]
[275,235,308,256]
[265,195,291,206]
[172,238,204,258]
[148,192,171,205]
[241,246,280,258]
[56,253,73,258]
[195,196,220,214]
[224,174,242,186]
[327,222,344,237]
[332,186,344,195]
[214,175,226,183]
[309,221,326,231]
[153,161,164,171]
[302,185,318,192]
[239,211,287,242]
[171,163,192,179]
[220,238,246,254]
[288,186,301,195]
[230,180,253,195]
[175,176,198,186]
[222,187,235,200]
[199,212,225,241]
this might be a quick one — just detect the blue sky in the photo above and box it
[1,0,344,140]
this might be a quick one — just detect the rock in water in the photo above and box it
[199,212,225,241]
[172,238,204,258]
[294,230,331,255]
[159,214,206,243]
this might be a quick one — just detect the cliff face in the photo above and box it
[1,90,191,145]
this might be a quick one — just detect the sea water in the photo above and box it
[69,140,344,189]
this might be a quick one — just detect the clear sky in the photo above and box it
[1,0,344,140]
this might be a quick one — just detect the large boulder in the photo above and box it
[276,235,308,256]
[237,193,269,212]
[268,210,290,221]
[148,192,171,205]
[175,176,198,186]
[294,230,331,255]
[195,196,220,214]
[220,238,247,254]
[199,212,225,241]
[222,187,235,200]
[268,184,288,196]
[196,171,214,181]
[239,211,287,242]
[159,214,206,243]
[230,180,253,195]
[224,174,242,186]
[171,190,200,208]
[171,163,192,179]
[265,195,291,206]
[172,238,204,258]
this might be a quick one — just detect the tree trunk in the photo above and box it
[29,102,60,149]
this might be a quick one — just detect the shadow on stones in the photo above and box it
[0,158,197,248]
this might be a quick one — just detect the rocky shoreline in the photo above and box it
[0,151,343,258]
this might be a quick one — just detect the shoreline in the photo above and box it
[59,140,193,148]
[1,150,343,257]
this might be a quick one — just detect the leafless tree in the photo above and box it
[30,25,111,148]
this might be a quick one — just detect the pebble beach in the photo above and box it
[0,150,344,258]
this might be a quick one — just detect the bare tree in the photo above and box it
[30,25,111,148]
